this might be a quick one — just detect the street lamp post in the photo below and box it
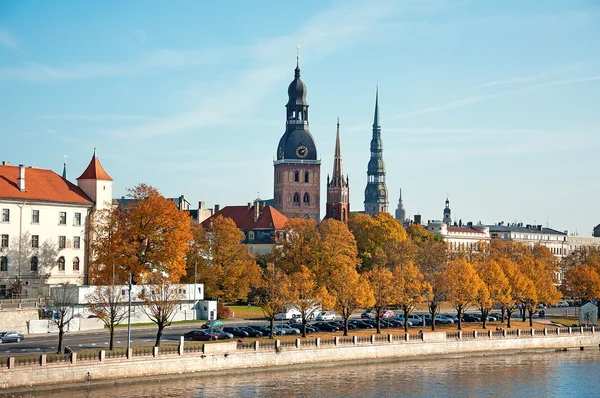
[193,260,197,320]
[127,272,132,353]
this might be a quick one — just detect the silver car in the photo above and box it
[0,331,24,343]
[273,324,300,335]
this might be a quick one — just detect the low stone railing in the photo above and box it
[1,326,596,370]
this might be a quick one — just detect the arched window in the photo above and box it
[0,256,7,272]
[287,194,291,203]
[58,256,65,272]
[294,171,299,182]
[30,256,38,272]
[331,208,337,219]
[73,257,80,272]
[304,171,309,183]
[293,192,300,205]
[303,193,310,205]
[248,231,255,241]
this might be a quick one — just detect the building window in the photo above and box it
[74,212,81,226]
[73,236,81,249]
[31,256,38,272]
[304,171,309,183]
[58,256,65,272]
[293,192,300,205]
[58,236,66,249]
[32,209,40,224]
[248,231,255,241]
[32,235,39,248]
[303,193,310,205]
[1,209,9,223]
[331,208,337,219]
[1,234,8,248]
[0,257,7,271]
[294,171,299,182]
[287,194,291,203]
[73,257,80,272]
[59,212,67,225]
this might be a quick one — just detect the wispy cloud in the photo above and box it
[0,28,19,50]
[389,75,600,120]
[459,62,588,91]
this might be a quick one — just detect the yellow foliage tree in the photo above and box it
[393,261,432,332]
[365,265,396,334]
[564,265,600,302]
[329,264,374,336]
[441,258,484,330]
[271,218,320,275]
[288,266,334,337]
[255,263,291,339]
[475,259,510,328]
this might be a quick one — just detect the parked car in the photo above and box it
[316,311,336,321]
[348,320,374,329]
[247,324,284,336]
[361,309,377,319]
[201,320,224,329]
[205,328,234,340]
[0,331,24,343]
[290,323,318,333]
[238,326,263,337]
[330,321,356,330]
[380,310,395,319]
[440,314,459,323]
[222,327,250,338]
[311,322,339,332]
[183,330,218,341]
[462,314,481,323]
[273,324,300,335]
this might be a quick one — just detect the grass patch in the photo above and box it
[228,305,265,320]
[112,319,208,328]
[547,317,579,327]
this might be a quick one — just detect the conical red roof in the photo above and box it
[77,154,113,181]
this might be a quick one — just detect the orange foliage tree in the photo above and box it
[393,261,432,332]
[441,258,485,330]
[563,265,600,302]
[474,259,510,329]
[329,264,374,336]
[195,215,261,302]
[271,218,320,275]
[288,266,333,337]
[365,265,396,334]
[255,263,291,339]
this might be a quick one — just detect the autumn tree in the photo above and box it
[254,263,291,339]
[563,265,600,302]
[501,258,530,328]
[194,216,261,302]
[317,218,361,284]
[474,259,510,329]
[271,218,321,275]
[288,266,333,337]
[441,258,484,330]
[329,264,374,336]
[139,275,183,347]
[87,285,127,350]
[89,184,193,285]
[414,239,448,331]
[49,284,78,354]
[365,265,396,334]
[393,261,432,332]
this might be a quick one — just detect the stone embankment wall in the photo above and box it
[0,309,38,334]
[2,327,599,391]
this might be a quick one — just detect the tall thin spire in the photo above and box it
[332,117,343,181]
[364,85,388,216]
[373,84,380,132]
[61,153,67,179]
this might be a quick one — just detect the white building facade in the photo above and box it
[427,220,491,251]
[0,154,112,298]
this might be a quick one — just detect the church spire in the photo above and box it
[373,84,381,132]
[327,118,349,223]
[61,153,67,180]
[364,85,388,216]
[332,117,343,182]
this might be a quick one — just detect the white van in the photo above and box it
[274,308,303,321]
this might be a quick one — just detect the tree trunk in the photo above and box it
[344,314,349,337]
[403,307,409,333]
[500,306,506,324]
[521,305,526,322]
[302,316,307,338]
[457,307,463,331]
[428,301,438,331]
[528,309,534,327]
[376,309,381,334]
[109,326,115,350]
[155,323,164,347]
[269,317,274,339]
[481,308,489,329]
[506,309,513,328]
[57,326,64,354]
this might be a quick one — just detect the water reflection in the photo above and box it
[22,350,600,398]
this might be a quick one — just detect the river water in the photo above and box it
[20,350,600,398]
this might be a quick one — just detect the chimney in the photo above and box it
[199,201,205,210]
[247,202,252,210]
[17,164,26,192]
[253,200,260,223]
[214,204,220,213]
[414,214,422,225]
[1,161,10,166]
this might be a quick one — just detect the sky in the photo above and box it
[0,0,599,235]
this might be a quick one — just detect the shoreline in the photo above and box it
[2,328,599,394]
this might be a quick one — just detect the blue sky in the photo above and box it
[1,0,599,235]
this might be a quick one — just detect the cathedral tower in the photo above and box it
[273,60,320,222]
[443,198,452,225]
[326,119,349,223]
[395,189,406,222]
[364,86,388,216]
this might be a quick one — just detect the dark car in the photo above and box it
[183,330,217,341]
[462,314,481,323]
[290,323,318,333]
[248,324,284,336]
[330,321,356,330]
[311,322,339,332]
[348,320,374,329]
[222,327,250,338]
[238,326,263,337]
[0,331,24,343]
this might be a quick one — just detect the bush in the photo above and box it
[217,305,232,319]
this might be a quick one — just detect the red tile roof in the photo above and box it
[0,165,93,205]
[202,205,288,230]
[77,155,113,181]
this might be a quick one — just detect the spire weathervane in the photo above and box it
[296,45,301,66]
